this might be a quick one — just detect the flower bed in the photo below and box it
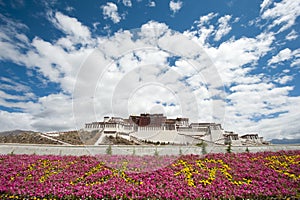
[0,150,299,199]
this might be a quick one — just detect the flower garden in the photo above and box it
[0,150,299,199]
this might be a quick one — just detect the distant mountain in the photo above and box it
[269,138,300,144]
[0,130,37,136]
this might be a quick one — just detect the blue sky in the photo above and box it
[0,0,299,140]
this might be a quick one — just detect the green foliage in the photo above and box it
[226,142,232,153]
[196,140,208,155]
[245,147,250,153]
[106,145,112,155]
[179,148,183,155]
[201,143,207,155]
[154,148,159,156]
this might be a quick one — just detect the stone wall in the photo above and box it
[1,144,299,156]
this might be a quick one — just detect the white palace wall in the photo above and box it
[1,144,299,156]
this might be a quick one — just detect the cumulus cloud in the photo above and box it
[0,111,33,131]
[185,13,234,45]
[274,75,293,85]
[169,0,183,14]
[0,13,31,63]
[260,0,272,12]
[0,90,34,101]
[148,1,156,7]
[101,2,121,24]
[203,32,275,86]
[0,81,76,132]
[65,6,75,13]
[198,12,218,25]
[286,29,298,41]
[51,12,91,42]
[214,15,232,41]
[183,22,300,139]
[268,48,300,65]
[291,59,300,68]
[122,0,132,7]
[31,93,76,132]
[261,0,300,33]
[0,77,31,92]
[184,12,217,45]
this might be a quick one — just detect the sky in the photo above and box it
[0,0,299,140]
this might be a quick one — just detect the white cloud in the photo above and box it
[92,22,100,30]
[291,59,300,68]
[122,0,132,7]
[268,48,291,65]
[204,32,275,85]
[31,93,76,132]
[183,22,300,140]
[1,12,96,95]
[183,13,218,45]
[51,12,91,42]
[148,1,156,7]
[0,92,77,132]
[214,15,232,41]
[0,77,31,92]
[261,0,300,33]
[286,29,298,41]
[169,0,183,14]
[224,83,297,139]
[0,111,33,131]
[102,2,121,24]
[186,13,233,45]
[268,48,300,65]
[198,12,218,25]
[0,13,28,31]
[65,6,75,12]
[260,0,272,12]
[0,90,34,101]
[0,14,31,64]
[139,20,169,41]
[274,75,293,84]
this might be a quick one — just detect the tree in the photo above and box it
[226,142,232,153]
[179,148,183,155]
[154,148,159,156]
[245,147,250,153]
[197,140,207,155]
[106,145,112,155]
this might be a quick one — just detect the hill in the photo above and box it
[0,131,61,145]
[269,138,300,144]
[0,130,37,136]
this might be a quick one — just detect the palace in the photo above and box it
[84,113,265,146]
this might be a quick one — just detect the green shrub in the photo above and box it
[106,145,112,155]
[154,148,159,156]
[245,147,250,153]
[197,140,208,155]
[179,148,183,155]
[226,142,232,153]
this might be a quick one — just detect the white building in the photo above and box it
[84,114,264,146]
[224,131,242,146]
[240,134,263,145]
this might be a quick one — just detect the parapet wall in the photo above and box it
[1,144,300,156]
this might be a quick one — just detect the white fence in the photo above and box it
[0,143,299,156]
